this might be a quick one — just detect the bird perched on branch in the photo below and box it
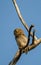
[9,25,35,65]
[14,25,34,50]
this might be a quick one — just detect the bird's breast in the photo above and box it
[16,35,28,49]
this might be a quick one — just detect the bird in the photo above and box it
[14,28,28,50]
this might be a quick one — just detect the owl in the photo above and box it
[14,28,28,49]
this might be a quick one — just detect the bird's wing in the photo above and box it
[9,50,22,65]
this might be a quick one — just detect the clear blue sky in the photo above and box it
[0,0,41,65]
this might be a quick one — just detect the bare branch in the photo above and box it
[12,0,38,40]
[28,38,41,51]
[9,0,41,65]
[9,50,22,65]
[22,38,41,53]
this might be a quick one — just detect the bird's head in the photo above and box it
[14,28,24,37]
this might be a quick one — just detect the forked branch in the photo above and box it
[9,0,41,65]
